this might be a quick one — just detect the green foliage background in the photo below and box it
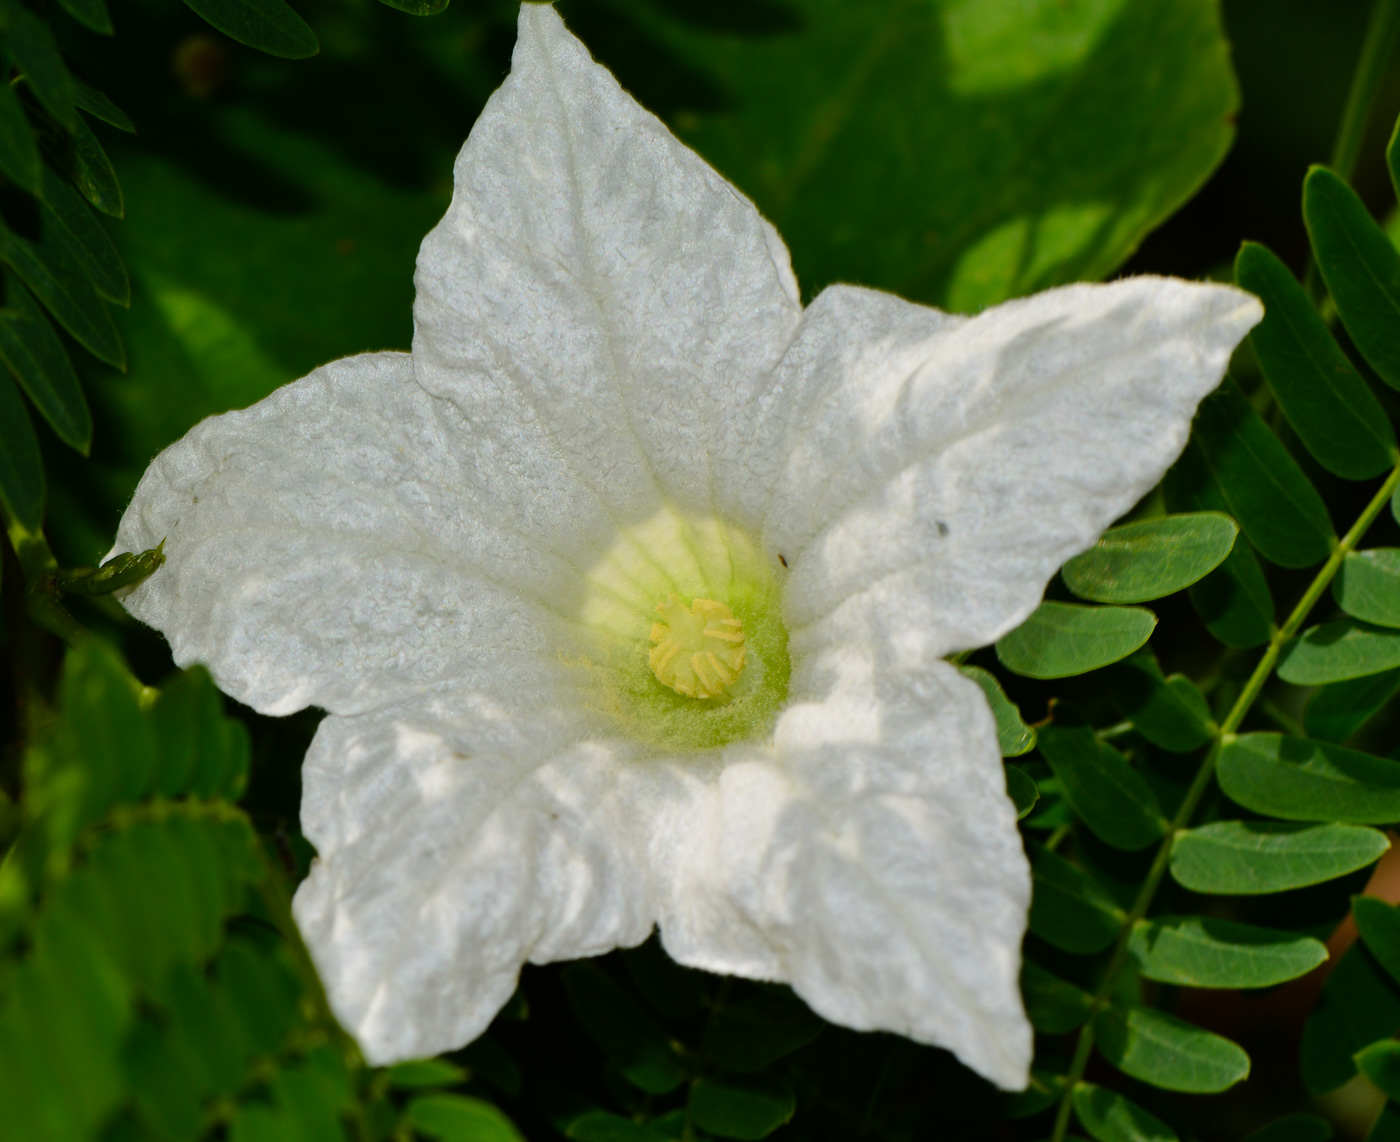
[7,1,1400,1141]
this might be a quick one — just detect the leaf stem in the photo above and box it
[1046,460,1400,1142]
[1331,0,1400,183]
[1304,0,1400,298]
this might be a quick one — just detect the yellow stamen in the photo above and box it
[648,594,746,699]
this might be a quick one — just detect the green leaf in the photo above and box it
[996,602,1156,679]
[1163,443,1274,647]
[1354,897,1400,986]
[1128,915,1328,987]
[70,80,134,133]
[1306,669,1400,742]
[1279,620,1400,684]
[1037,722,1164,849]
[959,664,1036,755]
[633,0,1238,311]
[1242,1115,1333,1142]
[1372,1106,1400,1142]
[0,269,90,451]
[406,1095,524,1142]
[3,4,75,130]
[0,209,123,366]
[560,963,685,1094]
[148,666,249,800]
[1356,1040,1400,1100]
[1336,550,1400,628]
[1094,1004,1249,1093]
[689,1076,795,1141]
[1027,841,1125,954]
[385,1059,467,1090]
[1062,512,1239,603]
[55,0,112,35]
[1171,821,1390,894]
[1302,943,1400,1094]
[1021,960,1092,1034]
[70,116,123,219]
[1217,733,1400,823]
[1305,166,1400,392]
[459,1038,522,1099]
[179,0,319,59]
[621,939,707,1021]
[1006,764,1039,820]
[376,0,448,13]
[1234,241,1396,479]
[702,991,823,1073]
[41,168,127,305]
[1072,1084,1178,1142]
[1189,381,1335,568]
[0,79,39,194]
[567,1111,672,1142]
[1110,650,1213,752]
[0,373,43,529]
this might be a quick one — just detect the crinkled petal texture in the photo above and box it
[113,351,585,719]
[293,644,1029,1086]
[738,278,1264,657]
[113,3,1264,1096]
[411,2,802,535]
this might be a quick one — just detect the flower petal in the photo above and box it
[751,278,1261,653]
[412,4,802,524]
[294,693,704,1064]
[658,650,1031,1089]
[114,351,587,717]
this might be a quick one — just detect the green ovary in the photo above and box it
[575,508,790,752]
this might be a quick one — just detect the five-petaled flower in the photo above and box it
[114,2,1261,1089]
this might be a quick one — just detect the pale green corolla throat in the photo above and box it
[577,508,789,751]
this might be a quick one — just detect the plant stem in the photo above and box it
[1332,0,1400,183]
[1304,0,1400,297]
[1046,461,1400,1142]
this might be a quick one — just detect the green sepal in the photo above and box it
[56,541,164,596]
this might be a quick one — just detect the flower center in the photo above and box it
[649,595,746,698]
[572,507,789,751]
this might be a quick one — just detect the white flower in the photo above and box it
[113,3,1261,1090]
